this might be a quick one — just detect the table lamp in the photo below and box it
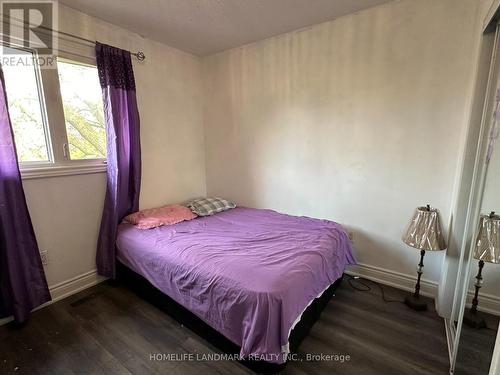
[402,205,447,311]
[464,211,500,328]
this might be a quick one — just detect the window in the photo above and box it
[3,47,50,163]
[2,46,106,178]
[58,60,106,160]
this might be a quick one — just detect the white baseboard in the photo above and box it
[0,269,107,326]
[347,263,500,316]
[3,264,499,328]
[466,291,500,316]
[48,269,106,303]
[346,262,438,298]
[0,316,13,326]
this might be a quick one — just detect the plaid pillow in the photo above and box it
[187,197,236,216]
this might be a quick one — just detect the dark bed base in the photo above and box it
[116,261,343,374]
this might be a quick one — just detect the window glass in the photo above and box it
[57,59,106,160]
[3,47,50,162]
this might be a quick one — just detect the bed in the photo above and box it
[116,207,355,369]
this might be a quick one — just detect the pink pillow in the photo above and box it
[123,204,197,229]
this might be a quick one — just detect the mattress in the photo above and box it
[116,207,355,363]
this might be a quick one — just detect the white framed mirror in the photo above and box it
[449,15,500,375]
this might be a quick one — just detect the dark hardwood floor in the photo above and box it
[0,278,451,375]
[455,311,499,375]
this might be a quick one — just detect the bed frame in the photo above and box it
[116,261,343,373]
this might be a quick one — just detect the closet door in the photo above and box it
[450,21,500,375]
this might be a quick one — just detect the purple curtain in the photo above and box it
[95,42,141,278]
[0,67,51,322]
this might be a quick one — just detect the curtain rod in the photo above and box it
[41,25,146,61]
[2,14,146,61]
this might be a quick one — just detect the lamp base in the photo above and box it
[463,309,486,329]
[404,294,427,311]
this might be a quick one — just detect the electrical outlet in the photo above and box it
[39,249,48,266]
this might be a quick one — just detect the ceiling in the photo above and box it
[59,0,393,56]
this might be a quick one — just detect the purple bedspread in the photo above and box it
[116,207,355,363]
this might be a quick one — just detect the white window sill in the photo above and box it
[21,163,107,180]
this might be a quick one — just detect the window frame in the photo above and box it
[2,43,107,179]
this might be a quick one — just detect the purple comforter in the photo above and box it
[116,207,355,363]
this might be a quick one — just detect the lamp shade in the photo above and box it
[403,206,447,251]
[473,213,500,263]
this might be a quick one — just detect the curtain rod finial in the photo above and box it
[135,51,145,61]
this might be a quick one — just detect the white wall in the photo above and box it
[13,0,498,309]
[21,5,206,291]
[202,0,486,285]
[23,174,106,287]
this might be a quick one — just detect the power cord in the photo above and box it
[346,274,405,304]
[346,276,499,333]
